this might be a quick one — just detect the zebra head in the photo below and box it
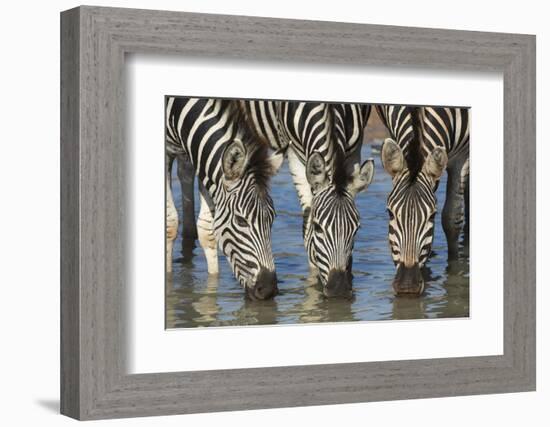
[304,150,375,298]
[381,138,447,296]
[215,138,284,300]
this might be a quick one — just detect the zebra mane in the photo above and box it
[406,106,425,182]
[327,105,364,196]
[330,115,351,196]
[229,102,274,197]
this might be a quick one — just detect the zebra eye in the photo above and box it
[235,215,248,227]
[313,222,323,234]
[387,209,395,220]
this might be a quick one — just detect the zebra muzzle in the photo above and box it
[392,263,425,296]
[324,269,353,298]
[248,268,278,300]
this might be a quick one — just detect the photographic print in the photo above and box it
[165,97,470,328]
[60,7,536,419]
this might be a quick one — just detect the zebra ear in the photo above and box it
[306,152,329,193]
[222,139,249,183]
[347,159,375,197]
[267,149,285,175]
[381,138,404,177]
[423,147,448,182]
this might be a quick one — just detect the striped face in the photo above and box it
[215,175,277,299]
[381,139,447,296]
[386,170,437,294]
[215,140,284,300]
[305,187,361,297]
[305,152,374,298]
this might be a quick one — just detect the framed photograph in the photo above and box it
[60,6,535,420]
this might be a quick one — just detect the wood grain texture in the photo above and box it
[60,7,80,419]
[60,5,536,420]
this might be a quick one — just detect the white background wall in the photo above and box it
[0,0,546,425]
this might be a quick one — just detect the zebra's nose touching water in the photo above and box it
[275,102,375,298]
[165,97,283,300]
[377,105,469,296]
[249,268,278,300]
[392,263,424,296]
[303,151,375,298]
[167,98,469,301]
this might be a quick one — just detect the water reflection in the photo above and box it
[166,144,470,328]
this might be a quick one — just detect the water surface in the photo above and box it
[166,143,469,328]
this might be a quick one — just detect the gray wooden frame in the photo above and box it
[60,5,536,421]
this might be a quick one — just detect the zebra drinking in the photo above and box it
[166,97,284,300]
[242,100,374,298]
[377,105,470,296]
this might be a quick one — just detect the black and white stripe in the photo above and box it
[332,103,371,163]
[377,105,470,295]
[238,100,287,151]
[244,100,374,297]
[166,97,283,299]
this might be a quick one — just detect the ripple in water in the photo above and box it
[166,144,469,328]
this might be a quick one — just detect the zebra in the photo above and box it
[241,100,374,298]
[166,137,197,261]
[376,105,470,296]
[165,97,284,300]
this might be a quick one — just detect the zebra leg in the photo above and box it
[197,184,219,275]
[166,155,179,273]
[442,158,469,262]
[176,153,197,258]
